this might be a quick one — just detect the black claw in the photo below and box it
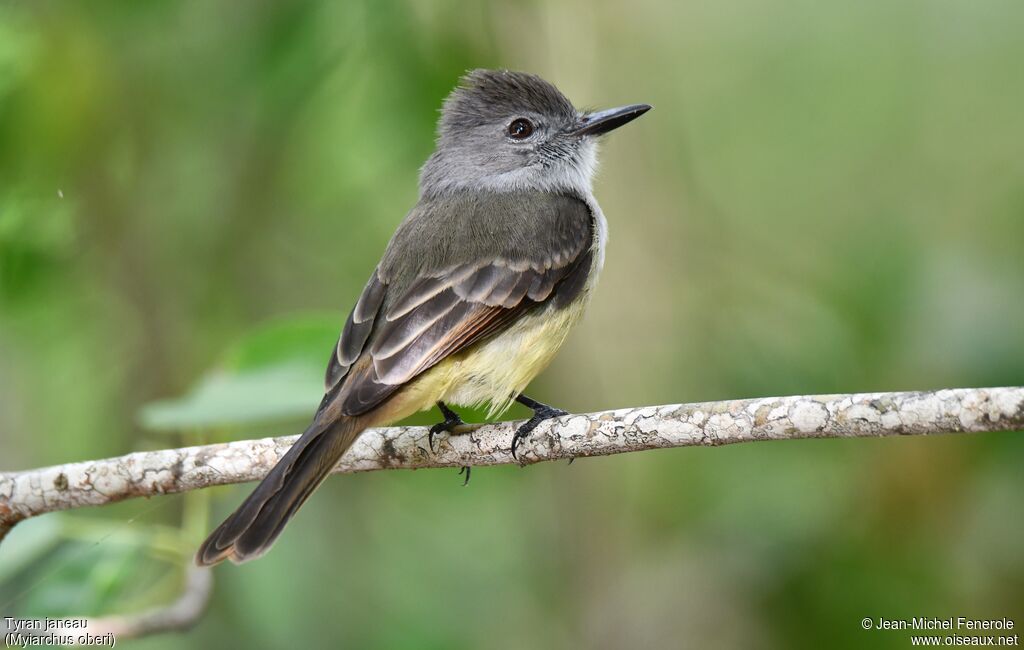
[458,466,471,486]
[427,424,443,453]
[510,427,527,461]
[510,395,569,461]
[428,401,465,453]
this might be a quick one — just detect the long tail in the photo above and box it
[195,414,367,566]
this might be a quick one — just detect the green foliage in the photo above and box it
[139,314,338,431]
[0,516,63,587]
[0,514,191,620]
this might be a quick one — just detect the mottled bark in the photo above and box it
[2,387,1022,539]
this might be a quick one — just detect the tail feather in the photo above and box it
[196,415,366,566]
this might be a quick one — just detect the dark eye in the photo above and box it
[507,118,534,140]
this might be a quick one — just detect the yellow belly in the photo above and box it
[380,297,588,424]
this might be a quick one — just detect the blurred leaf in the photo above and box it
[2,515,180,617]
[138,312,339,431]
[220,311,339,372]
[16,538,148,616]
[140,363,323,431]
[0,515,63,585]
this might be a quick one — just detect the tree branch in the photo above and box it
[2,387,1022,541]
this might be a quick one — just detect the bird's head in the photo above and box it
[420,69,650,197]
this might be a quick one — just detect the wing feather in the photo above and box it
[325,271,386,390]
[321,192,595,417]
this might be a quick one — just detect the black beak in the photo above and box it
[570,103,652,137]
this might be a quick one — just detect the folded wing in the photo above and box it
[323,192,594,417]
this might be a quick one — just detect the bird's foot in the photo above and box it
[429,402,474,485]
[511,395,569,461]
[428,401,465,453]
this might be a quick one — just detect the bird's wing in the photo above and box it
[322,191,594,416]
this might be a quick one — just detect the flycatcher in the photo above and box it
[197,69,650,566]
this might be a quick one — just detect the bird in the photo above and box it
[196,69,650,566]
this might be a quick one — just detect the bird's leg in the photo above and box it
[429,401,473,485]
[428,401,465,452]
[511,394,569,461]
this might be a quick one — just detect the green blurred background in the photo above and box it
[2,0,1023,647]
